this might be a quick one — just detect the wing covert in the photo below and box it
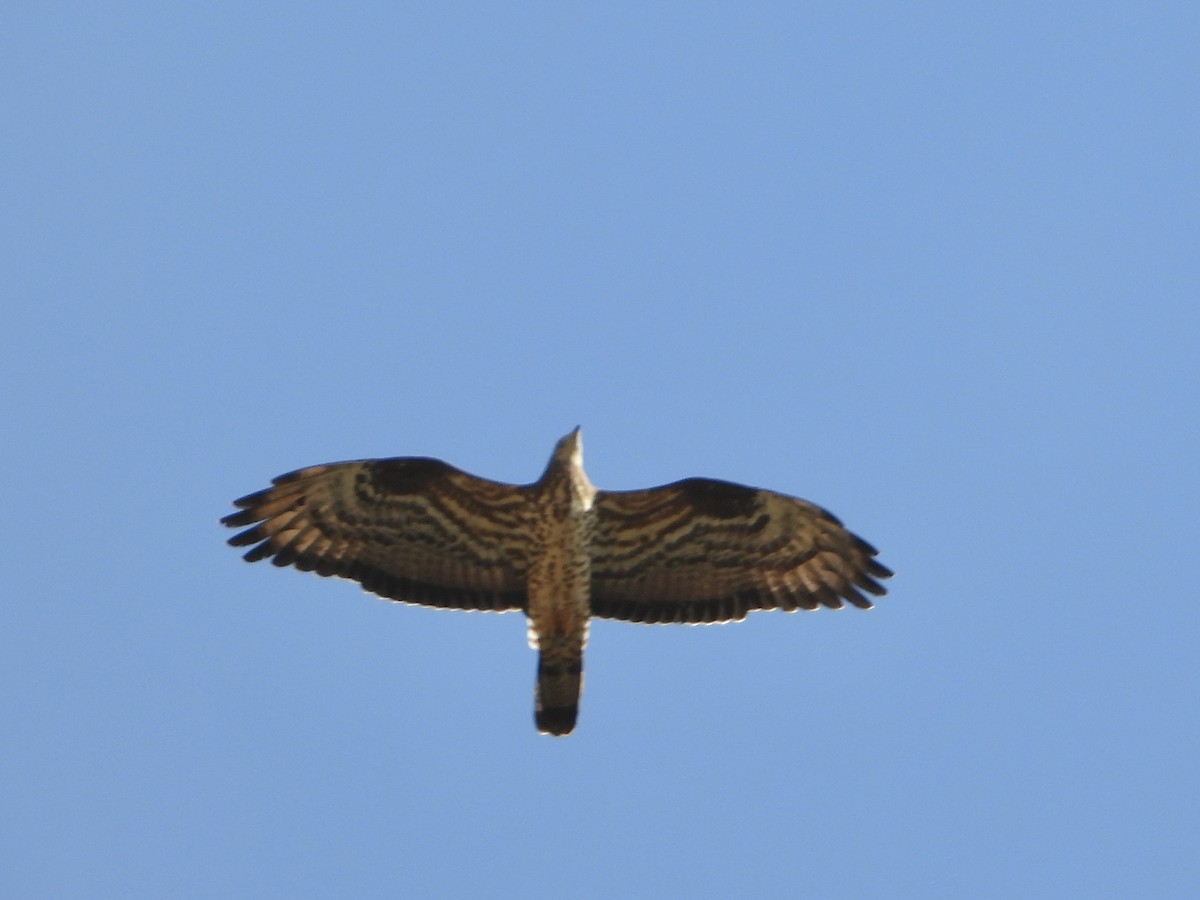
[590,478,891,624]
[222,457,532,612]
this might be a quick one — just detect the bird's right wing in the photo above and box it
[222,457,532,612]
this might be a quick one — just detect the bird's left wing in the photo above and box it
[222,457,531,612]
[590,478,891,624]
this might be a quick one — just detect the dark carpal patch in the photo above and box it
[365,458,456,495]
[676,478,761,519]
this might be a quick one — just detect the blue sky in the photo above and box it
[3,3,1197,897]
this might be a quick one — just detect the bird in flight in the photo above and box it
[222,429,891,736]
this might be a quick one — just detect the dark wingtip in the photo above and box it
[226,524,266,548]
[241,541,276,563]
[221,508,263,529]
[842,585,874,610]
[535,706,578,737]
[855,572,890,597]
[867,558,894,580]
[230,487,274,509]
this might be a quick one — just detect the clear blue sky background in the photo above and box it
[3,4,1196,898]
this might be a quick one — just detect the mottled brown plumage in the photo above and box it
[222,429,892,735]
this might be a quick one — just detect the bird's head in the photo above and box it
[540,427,594,508]
[552,426,584,469]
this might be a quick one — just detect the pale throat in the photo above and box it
[564,458,596,513]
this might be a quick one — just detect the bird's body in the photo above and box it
[524,434,596,734]
[222,429,891,735]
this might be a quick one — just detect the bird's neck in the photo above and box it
[538,456,596,513]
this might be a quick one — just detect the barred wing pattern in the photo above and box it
[221,458,531,612]
[590,478,891,624]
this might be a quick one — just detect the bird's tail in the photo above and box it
[535,641,583,736]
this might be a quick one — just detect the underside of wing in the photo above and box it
[590,478,891,624]
[222,457,532,613]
